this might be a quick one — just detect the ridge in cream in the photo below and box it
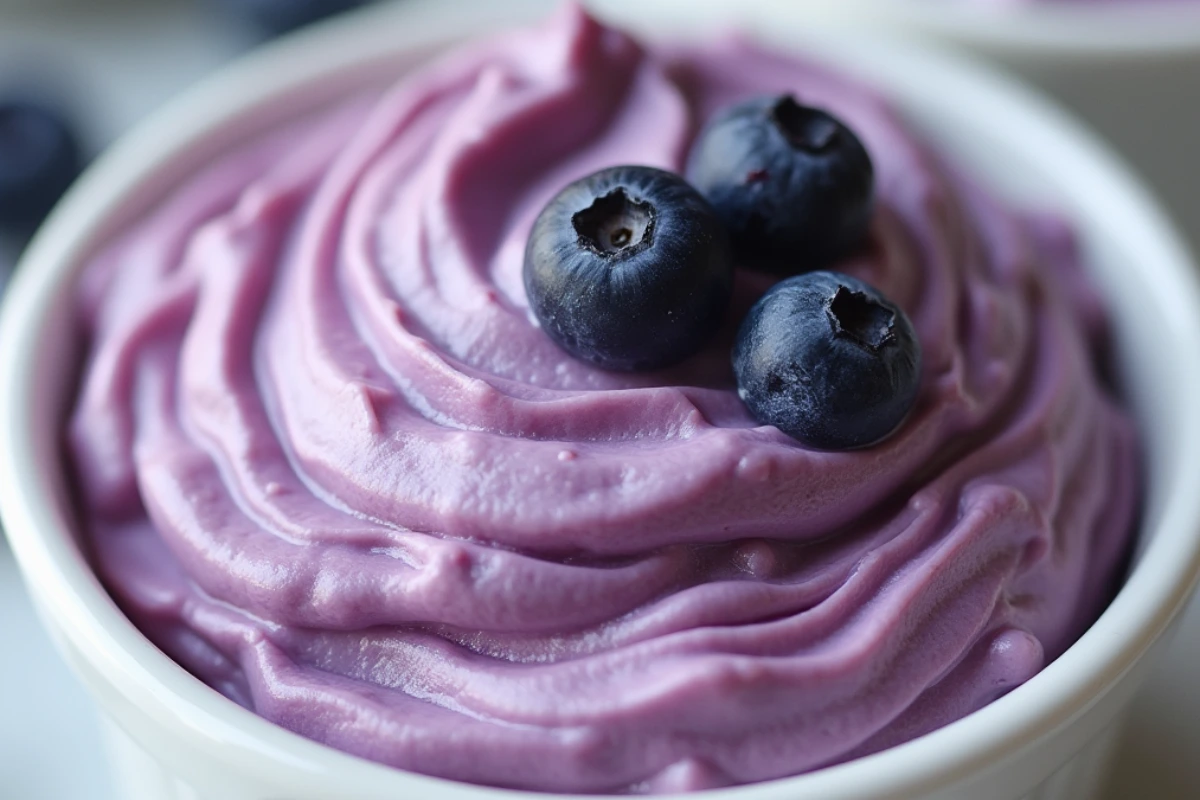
[66,4,1139,794]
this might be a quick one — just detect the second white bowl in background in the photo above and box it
[772,0,1200,256]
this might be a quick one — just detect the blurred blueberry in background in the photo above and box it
[0,0,367,280]
[0,0,379,273]
[0,95,84,238]
[209,0,373,37]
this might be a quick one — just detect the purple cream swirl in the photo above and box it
[67,6,1138,794]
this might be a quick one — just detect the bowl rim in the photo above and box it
[784,0,1200,56]
[3,1,1200,799]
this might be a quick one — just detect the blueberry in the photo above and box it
[211,0,369,37]
[524,166,733,371]
[0,97,83,236]
[687,95,874,274]
[733,271,920,450]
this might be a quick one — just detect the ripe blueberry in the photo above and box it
[524,166,733,371]
[733,271,920,450]
[687,95,874,274]
[0,96,83,236]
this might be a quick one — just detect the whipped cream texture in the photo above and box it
[68,7,1138,793]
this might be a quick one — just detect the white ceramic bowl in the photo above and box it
[3,2,1200,799]
[788,0,1200,53]
[769,0,1200,253]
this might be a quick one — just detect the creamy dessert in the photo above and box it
[67,4,1138,794]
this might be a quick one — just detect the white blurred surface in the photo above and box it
[0,2,1197,798]
[0,546,115,800]
[0,0,248,149]
[1,3,241,798]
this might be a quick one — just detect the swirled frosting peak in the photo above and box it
[68,5,1138,793]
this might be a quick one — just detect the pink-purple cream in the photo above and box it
[67,6,1139,794]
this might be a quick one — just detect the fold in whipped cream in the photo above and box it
[68,6,1138,793]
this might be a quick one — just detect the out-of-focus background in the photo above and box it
[1,1,1198,798]
[1,5,250,796]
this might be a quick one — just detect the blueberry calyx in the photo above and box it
[733,271,920,451]
[573,188,655,258]
[770,95,839,153]
[827,286,895,353]
[687,94,874,275]
[524,166,733,372]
